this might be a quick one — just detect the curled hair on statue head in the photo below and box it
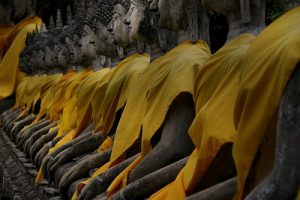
[114,0,131,11]
[94,0,114,27]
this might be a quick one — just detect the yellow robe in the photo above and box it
[73,68,111,138]
[15,74,63,130]
[100,53,150,136]
[0,16,42,99]
[56,69,92,136]
[42,71,76,121]
[233,7,300,199]
[71,53,150,200]
[0,25,14,61]
[35,70,91,184]
[87,69,113,132]
[107,41,211,196]
[15,75,30,108]
[149,34,255,200]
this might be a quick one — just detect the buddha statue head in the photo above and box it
[75,6,99,67]
[78,25,96,66]
[155,0,209,44]
[202,0,266,40]
[44,38,59,70]
[92,0,119,59]
[19,47,34,75]
[124,0,157,44]
[107,0,131,48]
[124,0,178,58]
[64,27,83,67]
[30,47,45,72]
[55,41,68,69]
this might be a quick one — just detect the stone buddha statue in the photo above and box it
[19,48,34,75]
[37,0,117,192]
[44,37,64,73]
[154,0,210,44]
[76,0,203,199]
[32,48,46,74]
[78,3,115,69]
[64,29,84,70]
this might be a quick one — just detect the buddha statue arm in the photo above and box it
[128,93,195,183]
[244,64,300,200]
[59,149,112,195]
[48,132,103,172]
[29,127,58,160]
[78,154,140,200]
[42,129,93,180]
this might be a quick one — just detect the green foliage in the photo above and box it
[266,1,284,24]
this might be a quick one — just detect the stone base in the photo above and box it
[0,128,61,200]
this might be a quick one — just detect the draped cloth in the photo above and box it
[100,53,150,136]
[233,6,300,200]
[107,41,211,196]
[37,71,76,122]
[71,137,113,200]
[0,25,14,61]
[73,68,111,137]
[15,74,62,111]
[149,34,255,200]
[56,69,92,136]
[0,16,42,99]
[71,53,150,200]
[35,70,91,185]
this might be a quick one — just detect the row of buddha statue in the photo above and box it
[0,0,300,200]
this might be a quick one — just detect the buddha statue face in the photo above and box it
[124,0,156,43]
[20,53,33,74]
[44,46,57,68]
[79,25,97,65]
[94,20,118,58]
[31,50,39,67]
[65,35,82,65]
[107,3,130,48]
[65,37,75,64]
[57,43,68,67]
[37,49,46,69]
